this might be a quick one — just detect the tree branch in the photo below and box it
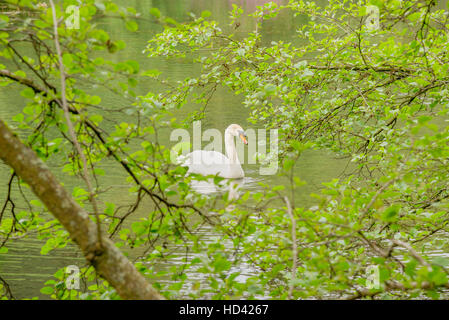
[0,119,163,300]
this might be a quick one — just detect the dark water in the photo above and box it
[0,0,348,299]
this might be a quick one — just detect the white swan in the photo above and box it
[181,124,248,178]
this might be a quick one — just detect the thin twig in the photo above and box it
[49,0,102,250]
[284,196,297,299]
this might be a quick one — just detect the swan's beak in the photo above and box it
[239,132,248,145]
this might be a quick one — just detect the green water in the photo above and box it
[0,0,348,299]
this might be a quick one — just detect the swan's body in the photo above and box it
[181,124,248,179]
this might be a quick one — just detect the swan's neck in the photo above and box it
[225,131,239,165]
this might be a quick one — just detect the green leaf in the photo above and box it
[62,53,73,68]
[105,2,118,12]
[126,60,139,74]
[272,185,285,191]
[213,257,231,272]
[12,113,24,123]
[125,20,138,32]
[20,87,35,99]
[408,12,421,22]
[104,202,115,215]
[149,8,161,19]
[382,204,400,222]
[141,69,161,79]
[40,286,54,295]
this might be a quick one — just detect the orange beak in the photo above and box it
[239,133,248,145]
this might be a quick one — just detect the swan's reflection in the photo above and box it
[190,178,244,198]
[190,178,243,212]
[188,172,265,212]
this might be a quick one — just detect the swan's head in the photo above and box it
[226,124,248,145]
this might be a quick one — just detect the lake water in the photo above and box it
[0,0,352,299]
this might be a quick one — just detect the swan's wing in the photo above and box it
[181,150,231,176]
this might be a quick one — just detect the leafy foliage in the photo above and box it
[1,0,449,300]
